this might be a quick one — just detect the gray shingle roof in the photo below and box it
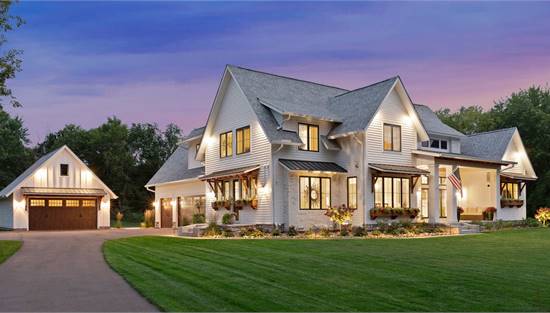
[413,104,464,138]
[145,145,204,186]
[227,65,346,143]
[0,147,62,198]
[182,126,205,142]
[461,128,516,161]
[279,159,347,173]
[328,77,398,138]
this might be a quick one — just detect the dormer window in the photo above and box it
[298,123,319,152]
[422,139,448,150]
[195,144,200,155]
[60,164,69,176]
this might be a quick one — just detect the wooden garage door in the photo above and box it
[28,198,98,230]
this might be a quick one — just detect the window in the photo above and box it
[30,199,45,207]
[82,199,96,207]
[347,177,357,209]
[236,126,251,155]
[501,182,520,200]
[48,199,63,207]
[298,124,319,152]
[373,177,410,208]
[233,179,241,200]
[65,200,79,207]
[421,175,429,185]
[219,131,233,158]
[299,176,330,209]
[439,189,447,217]
[383,124,401,151]
[423,139,449,150]
[60,164,69,176]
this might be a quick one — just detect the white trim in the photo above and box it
[145,177,202,188]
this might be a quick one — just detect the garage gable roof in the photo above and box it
[0,146,117,199]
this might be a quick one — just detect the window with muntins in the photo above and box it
[347,177,357,209]
[501,182,520,200]
[374,177,410,208]
[383,124,401,151]
[300,176,330,209]
[298,123,319,152]
[219,131,233,158]
[236,126,251,155]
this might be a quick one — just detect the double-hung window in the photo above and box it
[298,123,319,152]
[236,126,251,155]
[219,131,233,158]
[300,176,330,209]
[383,124,401,152]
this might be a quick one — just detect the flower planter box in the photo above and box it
[370,207,420,220]
[501,199,524,208]
[250,199,258,209]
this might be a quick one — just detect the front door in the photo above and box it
[160,198,173,228]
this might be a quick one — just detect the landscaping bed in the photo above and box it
[103,228,550,312]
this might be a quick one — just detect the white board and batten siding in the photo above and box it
[0,196,13,229]
[364,89,420,224]
[12,149,111,229]
[204,77,272,224]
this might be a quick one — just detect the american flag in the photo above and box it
[448,167,462,196]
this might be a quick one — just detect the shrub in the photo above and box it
[143,209,154,228]
[115,211,124,228]
[524,217,541,227]
[352,226,365,237]
[222,229,234,237]
[320,227,332,238]
[535,208,550,227]
[370,229,381,237]
[287,225,297,237]
[325,204,356,228]
[204,222,222,237]
[222,213,234,225]
[272,228,281,236]
[340,227,349,236]
[192,213,206,224]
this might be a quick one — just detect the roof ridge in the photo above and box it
[333,76,399,98]
[468,127,517,137]
[227,64,348,92]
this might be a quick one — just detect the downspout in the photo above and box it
[352,133,365,226]
[272,143,284,226]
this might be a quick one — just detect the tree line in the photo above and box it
[0,111,182,218]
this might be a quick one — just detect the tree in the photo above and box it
[34,124,91,160]
[0,108,34,189]
[435,105,495,135]
[0,1,24,109]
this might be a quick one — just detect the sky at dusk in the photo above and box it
[5,1,550,143]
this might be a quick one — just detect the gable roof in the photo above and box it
[145,145,204,187]
[0,145,117,199]
[182,126,205,143]
[414,104,465,139]
[461,128,516,161]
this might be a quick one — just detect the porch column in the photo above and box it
[428,162,439,224]
[447,165,458,224]
[494,168,501,220]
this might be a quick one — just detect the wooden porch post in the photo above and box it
[428,162,439,224]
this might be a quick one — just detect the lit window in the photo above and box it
[501,182,520,200]
[60,164,69,176]
[347,177,357,209]
[233,179,241,200]
[299,176,330,209]
[30,199,45,207]
[161,198,172,210]
[82,200,96,207]
[65,200,80,207]
[219,131,233,158]
[48,199,63,207]
[373,177,410,208]
[298,124,319,152]
[421,175,429,185]
[383,124,401,151]
[236,126,251,155]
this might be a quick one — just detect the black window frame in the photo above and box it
[236,126,251,155]
[299,176,331,210]
[383,123,401,152]
[219,131,233,158]
[373,176,410,208]
[60,164,69,176]
[501,182,520,200]
[298,123,319,152]
[347,176,357,209]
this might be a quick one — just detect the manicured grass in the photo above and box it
[0,240,22,264]
[103,229,550,312]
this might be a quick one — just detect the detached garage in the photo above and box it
[0,145,117,230]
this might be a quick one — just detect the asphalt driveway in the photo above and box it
[0,228,173,312]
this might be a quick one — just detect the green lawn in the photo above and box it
[103,229,550,312]
[0,240,21,264]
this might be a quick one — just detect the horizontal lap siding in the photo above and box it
[154,180,205,226]
[204,78,272,224]
[0,196,13,229]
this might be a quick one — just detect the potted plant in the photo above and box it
[234,199,244,210]
[483,207,496,220]
[211,201,220,211]
[223,199,232,210]
[250,197,258,209]
[457,206,464,221]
